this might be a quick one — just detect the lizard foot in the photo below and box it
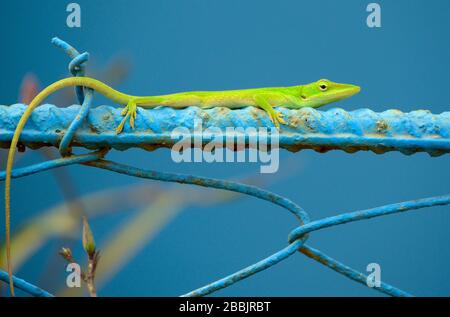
[268,109,286,129]
[116,100,137,134]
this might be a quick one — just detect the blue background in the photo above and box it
[0,0,449,296]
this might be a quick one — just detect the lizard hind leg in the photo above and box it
[116,99,137,134]
[254,94,287,129]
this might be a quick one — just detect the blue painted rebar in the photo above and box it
[0,104,448,156]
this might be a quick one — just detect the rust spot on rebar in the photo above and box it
[289,116,301,128]
[297,110,322,132]
[376,120,389,134]
[199,111,210,121]
[102,114,111,122]
[89,125,99,134]
[217,107,230,115]
[249,108,260,120]
[300,116,314,131]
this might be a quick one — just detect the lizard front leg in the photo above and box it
[254,94,286,129]
[116,99,137,134]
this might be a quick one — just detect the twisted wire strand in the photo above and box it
[51,37,88,104]
[51,37,93,156]
[58,88,94,156]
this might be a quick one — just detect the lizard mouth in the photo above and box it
[333,85,361,100]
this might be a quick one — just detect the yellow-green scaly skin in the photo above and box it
[137,80,360,109]
[4,76,360,295]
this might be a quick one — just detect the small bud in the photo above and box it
[59,247,74,262]
[82,216,96,256]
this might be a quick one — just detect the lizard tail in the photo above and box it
[4,76,135,296]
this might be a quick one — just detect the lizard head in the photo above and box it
[299,79,360,108]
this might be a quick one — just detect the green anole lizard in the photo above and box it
[4,77,360,295]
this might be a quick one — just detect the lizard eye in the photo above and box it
[319,83,328,91]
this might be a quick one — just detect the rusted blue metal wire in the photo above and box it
[1,154,447,297]
[0,270,53,297]
[288,195,450,244]
[52,37,88,105]
[58,89,94,156]
[0,151,105,180]
[1,155,441,297]
[52,36,94,156]
[0,37,448,297]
